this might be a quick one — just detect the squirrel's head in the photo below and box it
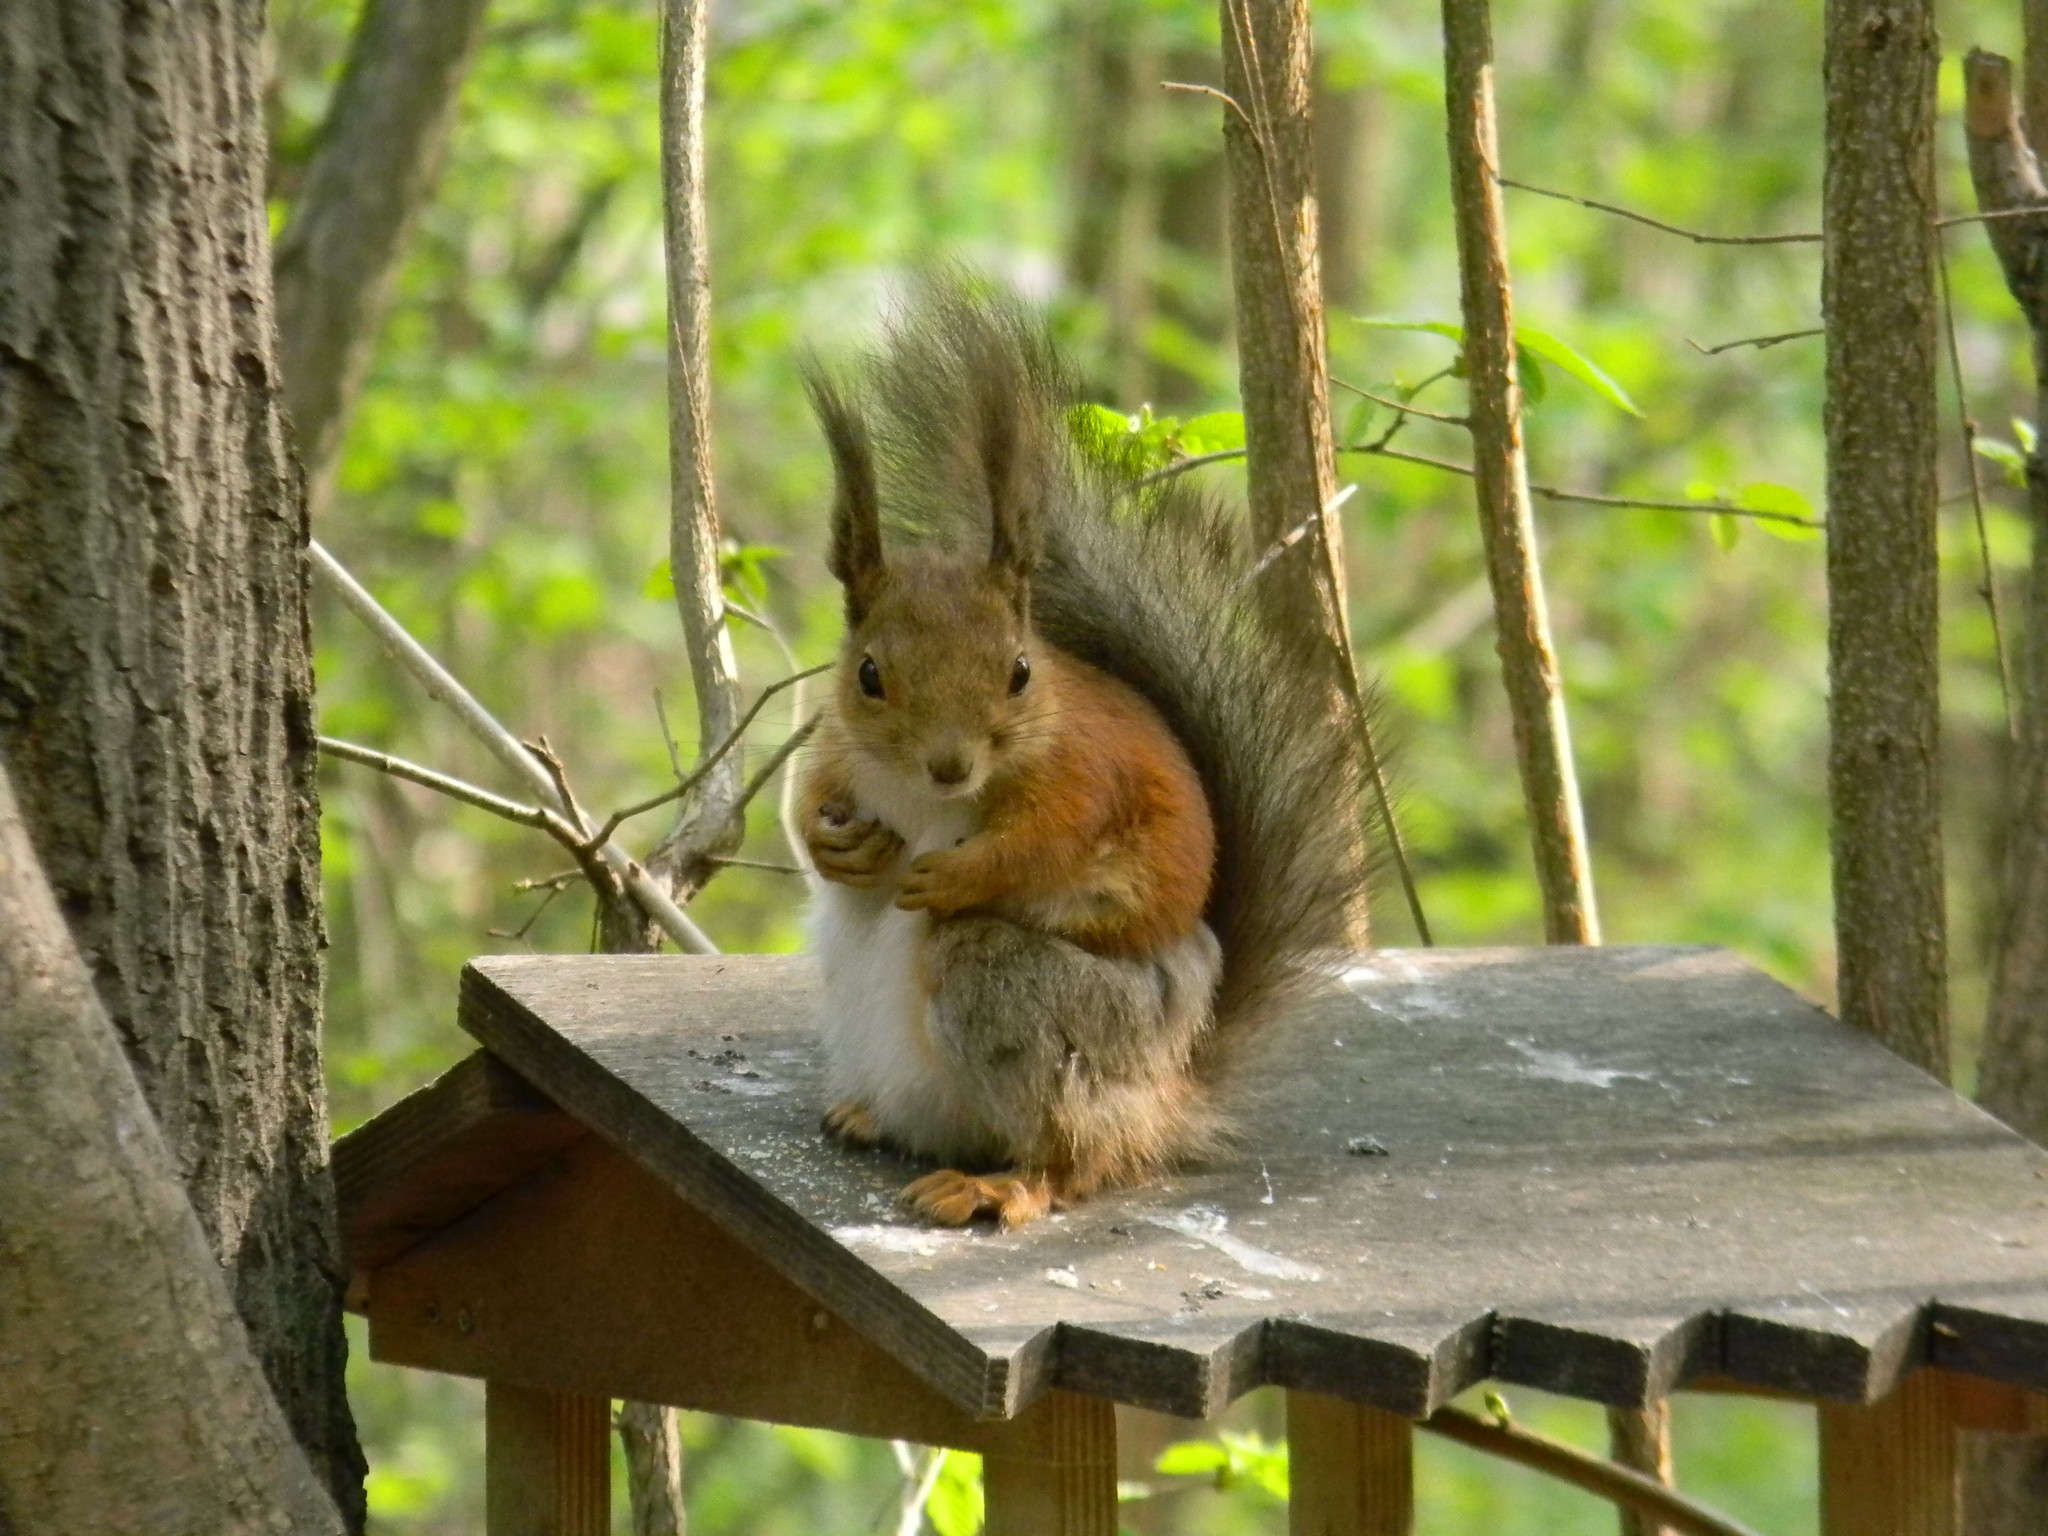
[807,369,1049,801]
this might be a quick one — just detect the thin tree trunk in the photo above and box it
[1217,0,1377,942]
[617,1401,688,1536]
[1440,0,1599,948]
[642,0,745,937]
[273,0,493,509]
[0,759,346,1536]
[1218,0,1344,583]
[0,0,364,1523]
[1440,0,1643,1510]
[1822,0,1946,1074]
[1956,43,2048,1536]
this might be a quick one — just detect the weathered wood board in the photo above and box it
[448,946,2048,1421]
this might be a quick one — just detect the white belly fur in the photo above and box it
[807,772,995,1160]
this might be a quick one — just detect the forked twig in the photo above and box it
[1498,175,1821,247]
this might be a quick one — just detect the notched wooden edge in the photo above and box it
[1050,1321,1261,1418]
[1931,1298,2048,1391]
[457,958,1009,1420]
[1262,1313,1487,1417]
[1720,1303,1925,1404]
[1492,1312,1720,1408]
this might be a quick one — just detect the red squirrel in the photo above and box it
[800,283,1365,1228]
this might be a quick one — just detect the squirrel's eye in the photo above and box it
[1008,655,1030,695]
[857,655,885,699]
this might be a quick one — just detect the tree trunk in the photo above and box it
[273,0,493,509]
[0,759,346,1536]
[1956,43,2048,1536]
[1218,0,1344,574]
[0,0,364,1525]
[1822,0,1946,1075]
[1439,0,1601,949]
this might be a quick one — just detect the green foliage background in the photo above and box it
[270,0,2031,1527]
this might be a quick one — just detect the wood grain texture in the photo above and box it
[1287,1391,1413,1536]
[982,1391,1117,1536]
[334,1050,583,1285]
[485,1383,610,1536]
[1819,1370,1957,1536]
[386,946,2048,1422]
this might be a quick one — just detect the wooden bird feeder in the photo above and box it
[336,946,2048,1534]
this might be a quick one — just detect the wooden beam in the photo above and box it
[1819,1370,1958,1536]
[485,1382,609,1536]
[982,1390,1118,1536]
[368,1134,1015,1449]
[1287,1390,1414,1536]
[335,1049,583,1297]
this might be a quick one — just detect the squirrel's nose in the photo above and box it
[927,754,970,787]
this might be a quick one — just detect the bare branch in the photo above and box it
[737,712,822,815]
[1422,1409,1764,1536]
[1497,175,1821,247]
[318,736,585,846]
[309,541,717,954]
[705,856,807,876]
[1685,328,1824,356]
[586,664,830,849]
[1160,80,1254,130]
[1330,374,1469,425]
[1140,444,1824,529]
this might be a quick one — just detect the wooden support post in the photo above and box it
[982,1390,1118,1536]
[1819,1371,1957,1536]
[486,1382,611,1536]
[1287,1390,1414,1536]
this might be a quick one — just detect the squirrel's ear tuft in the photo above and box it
[978,376,1042,597]
[804,364,883,622]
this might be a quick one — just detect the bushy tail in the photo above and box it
[839,276,1370,1080]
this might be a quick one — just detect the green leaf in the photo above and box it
[1514,326,1642,416]
[1341,394,1380,444]
[1737,482,1822,542]
[644,559,674,601]
[1516,348,1548,406]
[1483,1389,1515,1425]
[1712,512,1740,552]
[1978,435,2029,488]
[1177,411,1245,454]
[2016,417,2039,455]
[924,1450,984,1536]
[1154,1441,1230,1477]
[1352,316,1465,344]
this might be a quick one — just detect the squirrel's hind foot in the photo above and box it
[900,1169,1056,1229]
[821,1099,884,1150]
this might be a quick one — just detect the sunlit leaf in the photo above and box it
[1737,482,1822,543]
[924,1450,984,1536]
[1154,1441,1230,1476]
[1514,326,1642,416]
[1978,435,2029,488]
[2015,417,2038,454]
[1177,411,1245,454]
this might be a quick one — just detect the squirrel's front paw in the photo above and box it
[806,805,904,888]
[894,848,986,916]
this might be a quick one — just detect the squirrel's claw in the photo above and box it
[807,816,904,887]
[900,1169,1055,1229]
[894,849,982,915]
[821,1098,883,1149]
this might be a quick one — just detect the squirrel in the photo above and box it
[798,281,1366,1228]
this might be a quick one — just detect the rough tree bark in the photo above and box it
[0,0,364,1524]
[1822,0,1946,1075]
[1956,42,2048,1536]
[1218,0,1345,584]
[1439,0,1600,950]
[0,760,346,1536]
[273,0,494,508]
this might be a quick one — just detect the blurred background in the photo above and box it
[272,0,2027,1527]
